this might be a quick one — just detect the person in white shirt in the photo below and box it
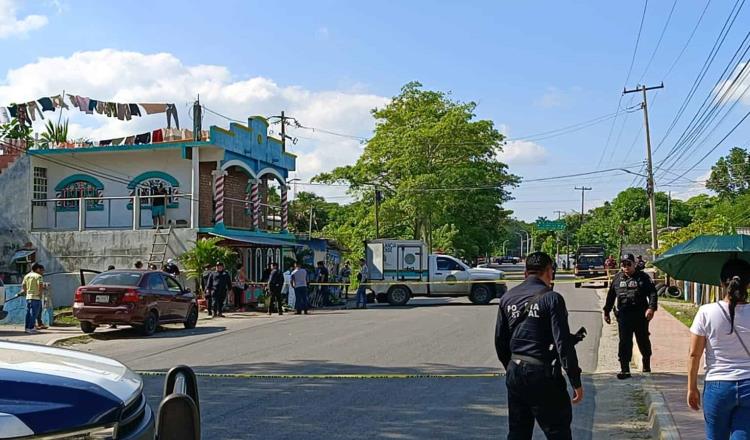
[290,261,309,315]
[282,267,294,309]
[688,258,750,439]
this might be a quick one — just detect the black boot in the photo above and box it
[642,356,651,373]
[617,362,631,380]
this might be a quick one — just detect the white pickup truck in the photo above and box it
[365,239,507,306]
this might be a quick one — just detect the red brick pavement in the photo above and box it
[637,308,705,439]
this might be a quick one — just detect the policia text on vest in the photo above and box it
[495,252,583,440]
[602,253,658,380]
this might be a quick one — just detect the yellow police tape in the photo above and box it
[307,275,666,287]
[136,370,502,379]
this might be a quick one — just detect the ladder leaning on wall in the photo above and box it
[147,225,173,268]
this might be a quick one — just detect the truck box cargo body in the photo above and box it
[365,239,507,306]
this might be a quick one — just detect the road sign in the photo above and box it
[536,220,565,231]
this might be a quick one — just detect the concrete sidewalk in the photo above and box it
[638,306,705,439]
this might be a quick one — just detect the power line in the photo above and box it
[597,0,649,168]
[662,0,712,80]
[637,0,679,83]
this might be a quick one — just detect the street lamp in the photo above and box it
[502,239,509,256]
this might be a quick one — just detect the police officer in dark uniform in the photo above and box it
[603,253,657,380]
[496,252,583,440]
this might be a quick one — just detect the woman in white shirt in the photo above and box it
[688,259,750,440]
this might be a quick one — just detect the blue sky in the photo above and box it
[2,0,749,220]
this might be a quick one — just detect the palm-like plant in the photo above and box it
[39,120,69,149]
[179,237,239,294]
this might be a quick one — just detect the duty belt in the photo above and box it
[510,354,547,366]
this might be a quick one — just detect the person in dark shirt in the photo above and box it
[603,253,658,379]
[206,261,232,318]
[496,252,583,439]
[163,259,180,276]
[151,184,168,227]
[316,261,330,307]
[266,262,284,316]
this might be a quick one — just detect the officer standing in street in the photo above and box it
[496,252,583,440]
[603,253,658,379]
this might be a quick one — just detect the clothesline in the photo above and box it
[47,128,209,149]
[0,93,179,129]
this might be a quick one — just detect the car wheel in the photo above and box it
[141,311,158,336]
[184,306,198,329]
[387,285,411,306]
[469,284,493,305]
[80,321,96,334]
[574,282,582,289]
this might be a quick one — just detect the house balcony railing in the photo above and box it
[31,194,194,232]
[222,196,284,232]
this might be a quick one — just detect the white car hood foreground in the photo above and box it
[468,268,505,279]
[0,341,141,402]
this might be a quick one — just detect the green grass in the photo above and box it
[53,335,92,347]
[53,307,79,327]
[661,299,698,328]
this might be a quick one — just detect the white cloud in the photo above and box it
[0,0,48,38]
[534,87,564,108]
[716,62,750,105]
[499,140,548,165]
[0,49,389,198]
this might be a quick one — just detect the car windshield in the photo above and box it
[90,272,143,286]
[578,256,604,266]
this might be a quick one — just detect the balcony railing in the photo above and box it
[31,194,194,231]
[223,196,284,232]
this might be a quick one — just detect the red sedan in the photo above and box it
[73,270,198,336]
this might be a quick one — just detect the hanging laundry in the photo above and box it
[51,95,68,109]
[116,103,131,121]
[8,104,17,118]
[75,96,91,114]
[110,137,125,146]
[26,101,44,121]
[152,129,163,143]
[139,103,167,114]
[0,107,9,124]
[166,104,179,129]
[68,95,78,108]
[99,139,112,146]
[88,99,98,113]
[124,135,135,145]
[105,102,117,118]
[38,97,54,112]
[134,132,151,144]
[15,104,30,125]
[95,101,105,115]
[129,103,141,117]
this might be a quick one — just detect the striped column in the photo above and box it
[281,185,289,232]
[214,171,226,224]
[251,180,260,230]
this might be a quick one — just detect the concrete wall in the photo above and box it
[30,149,194,230]
[29,228,198,273]
[0,156,32,273]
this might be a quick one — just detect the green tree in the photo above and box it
[179,237,239,293]
[0,115,33,146]
[315,82,519,260]
[706,147,750,198]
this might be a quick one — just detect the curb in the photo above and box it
[642,376,681,440]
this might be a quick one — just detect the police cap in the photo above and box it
[620,253,636,263]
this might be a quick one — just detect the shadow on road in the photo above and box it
[138,369,602,439]
[89,325,226,341]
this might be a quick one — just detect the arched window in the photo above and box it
[254,248,263,282]
[54,174,104,212]
[127,171,180,210]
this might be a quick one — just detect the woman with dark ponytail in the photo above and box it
[688,259,750,439]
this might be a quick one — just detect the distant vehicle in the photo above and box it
[497,256,520,264]
[478,263,505,270]
[73,270,198,336]
[366,239,507,306]
[574,245,608,288]
[0,341,200,439]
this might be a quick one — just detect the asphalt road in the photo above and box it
[73,269,618,439]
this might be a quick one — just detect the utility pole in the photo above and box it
[624,83,664,252]
[308,207,314,238]
[667,190,672,230]
[280,110,287,152]
[574,186,592,222]
[554,210,564,264]
[193,95,202,141]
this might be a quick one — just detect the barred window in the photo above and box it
[33,167,47,206]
